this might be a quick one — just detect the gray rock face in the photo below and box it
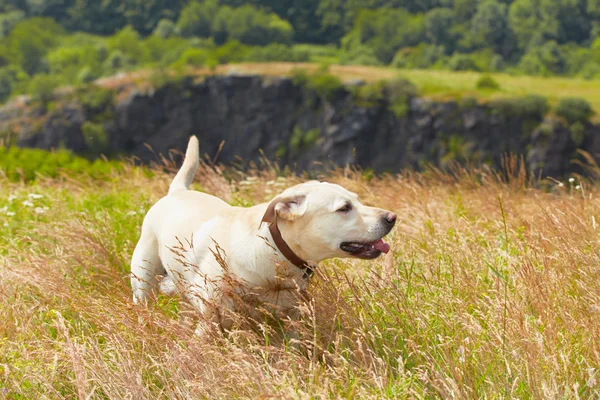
[5,74,596,178]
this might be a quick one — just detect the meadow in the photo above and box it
[216,63,600,120]
[1,148,600,398]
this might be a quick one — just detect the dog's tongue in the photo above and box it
[372,239,390,254]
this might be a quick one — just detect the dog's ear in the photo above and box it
[262,195,307,223]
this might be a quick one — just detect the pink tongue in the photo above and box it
[372,239,390,254]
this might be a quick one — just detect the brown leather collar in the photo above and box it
[261,200,313,278]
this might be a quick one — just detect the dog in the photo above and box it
[130,136,396,331]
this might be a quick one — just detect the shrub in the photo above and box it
[0,146,122,182]
[107,26,149,64]
[391,44,446,69]
[245,44,309,62]
[0,65,27,103]
[489,95,549,121]
[153,19,179,39]
[77,66,96,84]
[448,53,480,71]
[81,121,109,152]
[307,67,344,101]
[76,85,114,115]
[171,48,211,69]
[103,50,134,73]
[554,97,595,124]
[387,76,418,117]
[476,75,500,90]
[28,74,62,104]
[339,45,382,66]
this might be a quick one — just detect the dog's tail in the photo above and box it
[169,136,200,195]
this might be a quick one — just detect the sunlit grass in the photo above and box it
[1,150,600,398]
[217,62,600,120]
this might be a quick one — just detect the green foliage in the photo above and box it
[342,8,425,64]
[476,75,500,90]
[554,97,595,124]
[177,0,219,38]
[246,43,309,62]
[76,85,114,115]
[448,53,480,71]
[489,94,549,121]
[152,19,180,39]
[391,44,446,69]
[81,121,109,152]
[0,64,26,102]
[294,66,344,102]
[107,26,149,65]
[7,17,64,75]
[290,125,320,152]
[387,76,418,117]
[27,74,62,104]
[0,146,122,182]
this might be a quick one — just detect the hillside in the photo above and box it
[1,151,599,398]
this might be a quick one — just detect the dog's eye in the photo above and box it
[336,204,352,213]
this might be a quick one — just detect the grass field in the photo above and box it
[214,63,600,120]
[2,150,600,398]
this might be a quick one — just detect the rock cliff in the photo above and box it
[3,73,598,178]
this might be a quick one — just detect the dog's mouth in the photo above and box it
[340,239,390,259]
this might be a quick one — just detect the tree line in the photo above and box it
[0,0,599,103]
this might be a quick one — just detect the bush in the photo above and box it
[245,44,309,63]
[77,66,96,84]
[103,50,134,73]
[554,97,595,124]
[153,19,179,39]
[81,121,109,152]
[0,146,122,182]
[448,53,480,71]
[391,44,446,69]
[28,74,62,104]
[307,66,344,101]
[290,66,344,103]
[76,85,114,116]
[387,76,418,117]
[489,95,549,120]
[0,65,27,103]
[107,26,149,65]
[476,75,500,90]
[339,46,382,66]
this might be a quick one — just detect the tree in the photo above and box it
[343,8,425,64]
[176,0,219,38]
[424,8,455,49]
[7,17,64,75]
[471,0,512,55]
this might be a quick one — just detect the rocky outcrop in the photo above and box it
[3,73,597,178]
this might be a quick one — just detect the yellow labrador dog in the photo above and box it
[131,136,396,330]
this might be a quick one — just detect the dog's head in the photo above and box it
[264,181,396,262]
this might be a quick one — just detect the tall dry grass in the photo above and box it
[1,155,600,398]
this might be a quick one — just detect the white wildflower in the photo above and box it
[266,180,275,186]
[569,177,575,183]
[239,180,253,186]
[8,194,16,202]
[558,182,564,187]
[22,200,34,207]
[576,185,581,190]
[0,206,7,214]
[587,368,597,388]
[6,211,15,216]
[246,176,258,181]
[34,207,48,214]
[28,193,44,199]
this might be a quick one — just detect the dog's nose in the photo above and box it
[383,212,396,227]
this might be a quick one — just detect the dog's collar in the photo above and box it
[261,200,314,279]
